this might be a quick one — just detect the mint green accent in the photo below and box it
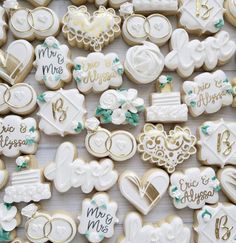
[136,105,144,112]
[99,233,104,240]
[201,125,210,135]
[125,112,139,126]
[166,75,173,82]
[42,41,59,49]
[76,77,81,83]
[227,88,234,94]
[113,57,120,64]
[74,64,81,71]
[85,230,90,237]
[202,209,212,219]
[100,204,107,210]
[4,203,12,210]
[190,101,196,107]
[16,161,28,171]
[223,79,229,83]
[29,126,36,133]
[212,176,217,181]
[214,185,221,192]
[37,93,46,103]
[25,138,35,145]
[74,122,83,133]
[96,107,112,124]
[215,19,224,29]
[0,228,11,242]
[159,76,172,89]
[188,90,193,95]
[117,67,124,76]
[171,186,178,192]
[91,200,96,205]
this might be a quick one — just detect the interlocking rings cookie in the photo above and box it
[117,212,191,243]
[183,70,235,117]
[119,169,169,215]
[225,0,236,27]
[34,36,73,90]
[137,124,197,173]
[124,42,164,84]
[0,40,34,85]
[21,203,77,243]
[62,5,121,52]
[44,142,118,193]
[0,83,37,115]
[0,159,8,190]
[78,193,119,243]
[194,203,236,243]
[73,52,123,94]
[37,89,86,136]
[122,13,172,46]
[0,6,7,47]
[71,0,127,9]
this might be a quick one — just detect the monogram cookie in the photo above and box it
[44,142,118,193]
[62,5,121,52]
[73,52,123,94]
[71,0,127,9]
[119,169,169,215]
[37,89,86,136]
[0,159,8,190]
[183,70,235,117]
[225,0,236,27]
[137,124,197,173]
[78,193,119,243]
[34,37,73,90]
[0,6,7,47]
[21,203,77,243]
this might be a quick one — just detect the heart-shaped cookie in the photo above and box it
[119,169,169,215]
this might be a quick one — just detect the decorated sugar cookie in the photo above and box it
[225,0,236,27]
[37,89,86,136]
[117,212,191,243]
[85,117,137,161]
[11,238,30,243]
[124,42,164,84]
[34,37,73,90]
[27,0,52,6]
[4,155,51,203]
[169,167,220,209]
[138,124,196,173]
[0,6,7,47]
[21,203,77,243]
[194,203,236,243]
[119,169,169,215]
[78,193,118,243]
[183,70,235,117]
[71,0,127,8]
[119,2,134,18]
[62,6,121,52]
[0,159,8,190]
[0,115,40,157]
[44,142,118,193]
[146,75,188,123]
[0,40,34,85]
[73,52,123,94]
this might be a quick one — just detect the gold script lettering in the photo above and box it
[217,130,234,156]
[215,215,233,240]
[195,0,213,20]
[52,98,67,122]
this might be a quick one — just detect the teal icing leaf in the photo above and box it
[223,78,229,83]
[125,112,139,126]
[54,74,61,82]
[74,122,83,133]
[113,57,120,64]
[227,88,234,94]
[188,90,193,95]
[74,64,81,71]
[171,186,178,192]
[4,203,12,210]
[25,138,35,145]
[91,200,96,205]
[37,93,46,103]
[76,77,81,83]
[201,125,210,135]
[16,161,28,171]
[215,19,224,29]
[117,67,124,76]
[190,101,196,107]
[96,107,112,124]
[0,228,11,242]
[214,185,221,192]
[29,126,36,133]
[166,75,173,82]
[100,204,107,210]
[52,43,59,49]
[201,209,212,219]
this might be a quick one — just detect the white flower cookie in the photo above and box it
[225,0,236,27]
[34,37,73,90]
[0,159,8,190]
[117,212,191,243]
[78,193,118,243]
[137,124,196,173]
[73,53,123,94]
[37,89,86,136]
[0,7,7,47]
[183,70,235,117]
[71,0,127,9]
[119,169,169,215]
[124,42,164,84]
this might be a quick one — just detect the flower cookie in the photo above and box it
[169,167,220,209]
[119,169,169,215]
[27,0,52,7]
[95,89,144,126]
[124,42,164,84]
[0,115,40,157]
[194,203,236,243]
[179,0,225,34]
[146,75,188,123]
[4,155,51,203]
[137,124,197,173]
[0,203,21,242]
[44,142,118,193]
[78,193,118,243]
[122,13,172,46]
[71,0,127,9]
[21,203,77,243]
[225,0,236,27]
[0,159,8,190]
[37,89,86,136]
[62,6,121,52]
[85,117,137,161]
[34,37,73,90]
[117,212,191,243]
[183,70,235,117]
[73,53,123,94]
[0,6,7,47]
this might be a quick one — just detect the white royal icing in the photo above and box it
[119,2,134,18]
[0,160,8,190]
[228,0,236,18]
[119,169,169,215]
[0,7,7,45]
[0,203,18,232]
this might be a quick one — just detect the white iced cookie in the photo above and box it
[0,40,34,85]
[0,159,8,190]
[198,119,236,167]
[0,83,37,115]
[183,70,234,117]
[146,75,188,123]
[119,2,134,18]
[27,0,52,6]
[11,239,30,243]
[179,0,225,34]
[0,7,7,47]
[0,115,40,157]
[138,124,197,173]
[4,155,51,203]
[71,0,127,9]
[225,0,236,27]
[124,42,164,84]
[62,6,121,52]
[194,203,236,243]
[78,193,118,243]
[21,203,76,243]
[34,36,73,90]
[44,142,118,193]
[119,169,169,215]
[37,89,86,136]
[73,53,123,94]
[169,167,220,209]
[96,89,144,126]
[117,212,191,243]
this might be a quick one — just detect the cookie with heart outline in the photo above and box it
[0,159,8,190]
